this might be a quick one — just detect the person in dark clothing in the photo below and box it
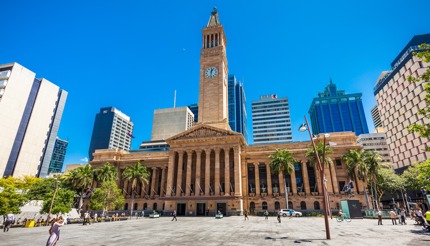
[172,210,177,221]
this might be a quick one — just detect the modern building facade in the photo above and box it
[90,8,367,216]
[151,106,194,141]
[357,133,391,164]
[48,138,68,174]
[252,95,292,144]
[228,75,248,142]
[371,105,383,129]
[374,33,430,170]
[309,80,369,136]
[0,62,68,178]
[187,103,199,123]
[88,107,133,160]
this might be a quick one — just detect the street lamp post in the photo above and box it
[299,116,331,240]
[48,177,59,222]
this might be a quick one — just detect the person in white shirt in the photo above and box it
[3,211,14,232]
[377,209,383,225]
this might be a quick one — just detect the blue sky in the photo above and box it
[1,0,429,166]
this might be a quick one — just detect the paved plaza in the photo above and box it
[1,216,429,245]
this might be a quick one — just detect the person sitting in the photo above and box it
[339,210,344,218]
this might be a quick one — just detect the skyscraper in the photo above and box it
[308,80,369,136]
[0,62,68,177]
[252,94,292,144]
[374,33,430,170]
[371,105,383,129]
[357,133,391,164]
[88,107,134,160]
[187,103,198,123]
[48,138,68,174]
[151,106,194,141]
[228,75,247,141]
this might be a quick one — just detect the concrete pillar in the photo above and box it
[330,163,339,194]
[224,148,230,195]
[160,167,166,196]
[302,161,311,194]
[150,168,157,196]
[314,166,321,195]
[166,151,175,197]
[254,163,260,195]
[205,149,210,195]
[290,169,297,194]
[235,146,242,196]
[324,166,333,193]
[215,147,221,195]
[195,150,202,195]
[266,164,272,195]
[185,150,192,196]
[176,151,184,196]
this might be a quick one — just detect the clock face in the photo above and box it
[205,67,218,78]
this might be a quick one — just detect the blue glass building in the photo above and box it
[228,75,248,142]
[308,80,369,136]
[187,103,199,123]
[48,138,68,174]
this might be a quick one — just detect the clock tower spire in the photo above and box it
[197,8,230,130]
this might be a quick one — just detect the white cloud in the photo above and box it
[80,157,89,163]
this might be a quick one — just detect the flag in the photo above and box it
[127,131,135,138]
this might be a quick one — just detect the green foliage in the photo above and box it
[375,166,404,203]
[122,161,150,194]
[269,149,296,176]
[26,178,56,200]
[41,188,75,215]
[0,187,28,215]
[95,162,118,183]
[305,141,333,169]
[402,160,430,190]
[90,180,124,212]
[407,43,430,150]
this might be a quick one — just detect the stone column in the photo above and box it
[205,149,210,195]
[160,167,166,196]
[254,163,260,195]
[330,163,339,194]
[166,151,175,197]
[214,147,221,195]
[235,147,242,196]
[324,166,333,193]
[195,150,202,195]
[150,168,157,196]
[224,148,230,195]
[314,166,321,195]
[279,172,285,194]
[266,164,272,195]
[302,161,311,194]
[185,150,193,196]
[290,169,297,194]
[176,151,184,196]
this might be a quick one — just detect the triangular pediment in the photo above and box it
[167,124,239,142]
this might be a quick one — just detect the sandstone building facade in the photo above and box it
[91,8,367,215]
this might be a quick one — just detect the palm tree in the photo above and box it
[64,164,95,212]
[95,162,118,183]
[305,142,333,192]
[363,151,382,209]
[269,149,297,209]
[343,149,370,209]
[122,161,150,217]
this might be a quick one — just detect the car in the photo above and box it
[279,209,302,217]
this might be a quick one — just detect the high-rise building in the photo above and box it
[374,33,430,170]
[252,94,292,144]
[228,75,248,141]
[308,80,369,136]
[48,138,68,174]
[151,106,194,141]
[357,133,391,164]
[371,105,383,129]
[187,103,199,123]
[88,107,133,160]
[0,62,68,177]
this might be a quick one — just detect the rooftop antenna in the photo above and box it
[173,90,176,108]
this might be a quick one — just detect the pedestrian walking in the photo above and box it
[289,209,293,219]
[3,211,14,232]
[264,210,269,220]
[94,213,98,223]
[389,210,397,225]
[399,208,406,225]
[172,210,177,221]
[377,209,383,225]
[46,216,64,246]
[206,209,209,216]
[83,211,91,225]
[277,210,281,223]
[141,210,145,218]
[244,210,249,221]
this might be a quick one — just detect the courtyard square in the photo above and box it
[2,216,429,246]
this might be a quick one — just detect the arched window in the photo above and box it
[134,203,138,210]
[300,201,307,210]
[262,202,268,210]
[250,202,255,213]
[314,201,320,210]
[275,202,280,210]
[153,203,158,210]
[288,201,293,210]
[124,203,128,210]
[143,203,147,210]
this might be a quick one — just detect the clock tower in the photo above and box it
[198,8,230,130]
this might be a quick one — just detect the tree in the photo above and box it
[0,177,30,214]
[375,166,404,206]
[95,162,118,183]
[41,188,75,215]
[122,161,150,216]
[407,43,430,150]
[90,180,124,214]
[343,149,371,208]
[63,164,95,211]
[305,141,333,192]
[269,149,297,209]
[363,151,383,209]
[402,159,430,191]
